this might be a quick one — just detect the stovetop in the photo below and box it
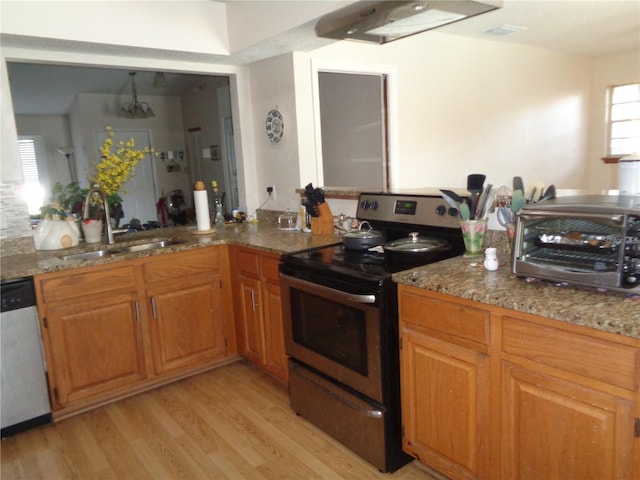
[281,192,465,288]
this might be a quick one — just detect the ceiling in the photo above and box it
[6,0,639,116]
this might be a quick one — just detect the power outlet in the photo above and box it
[267,185,276,200]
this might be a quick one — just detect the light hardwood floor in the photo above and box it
[1,360,440,480]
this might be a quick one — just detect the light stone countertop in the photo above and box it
[393,254,640,340]
[0,222,340,282]
[4,222,638,340]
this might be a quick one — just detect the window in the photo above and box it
[18,137,45,215]
[607,83,640,156]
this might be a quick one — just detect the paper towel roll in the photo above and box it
[194,189,211,231]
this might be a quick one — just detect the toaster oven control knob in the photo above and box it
[435,205,446,216]
[448,207,459,217]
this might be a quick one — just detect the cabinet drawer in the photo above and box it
[143,248,219,283]
[400,289,490,346]
[236,249,260,277]
[38,265,137,303]
[260,255,281,283]
[502,316,639,391]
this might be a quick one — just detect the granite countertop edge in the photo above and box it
[1,223,340,281]
[393,255,640,340]
[3,225,638,340]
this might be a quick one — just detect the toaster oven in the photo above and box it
[513,195,640,293]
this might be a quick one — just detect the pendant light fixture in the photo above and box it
[152,72,169,88]
[120,72,155,119]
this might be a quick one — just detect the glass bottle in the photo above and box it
[214,198,225,227]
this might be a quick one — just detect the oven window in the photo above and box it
[290,289,368,375]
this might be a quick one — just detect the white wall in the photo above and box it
[297,32,594,193]
[248,53,303,212]
[0,1,229,56]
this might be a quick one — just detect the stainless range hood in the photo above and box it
[316,1,501,44]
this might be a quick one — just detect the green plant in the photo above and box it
[50,181,85,214]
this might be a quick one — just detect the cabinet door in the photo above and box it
[236,274,265,365]
[502,362,636,480]
[46,293,146,407]
[400,325,491,480]
[262,279,287,381]
[147,276,226,374]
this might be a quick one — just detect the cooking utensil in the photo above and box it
[512,176,525,213]
[439,189,465,204]
[513,176,524,194]
[458,202,471,221]
[475,183,492,219]
[539,184,556,202]
[467,174,486,219]
[496,206,514,227]
[511,189,525,213]
[528,180,545,203]
[342,221,386,250]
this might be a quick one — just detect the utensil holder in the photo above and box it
[311,203,334,235]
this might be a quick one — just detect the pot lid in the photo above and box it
[384,232,448,253]
[343,221,384,239]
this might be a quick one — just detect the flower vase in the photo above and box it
[82,219,103,243]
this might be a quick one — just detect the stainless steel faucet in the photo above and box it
[83,187,114,244]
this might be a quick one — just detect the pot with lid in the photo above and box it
[384,232,451,263]
[342,221,386,250]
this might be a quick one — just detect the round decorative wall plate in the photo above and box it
[265,109,284,144]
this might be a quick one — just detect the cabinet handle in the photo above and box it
[135,301,141,324]
[151,297,157,319]
[251,290,258,311]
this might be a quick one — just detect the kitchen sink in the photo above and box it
[113,240,183,253]
[60,240,184,261]
[61,249,121,261]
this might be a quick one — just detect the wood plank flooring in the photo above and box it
[1,360,440,480]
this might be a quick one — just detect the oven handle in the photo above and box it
[281,274,377,304]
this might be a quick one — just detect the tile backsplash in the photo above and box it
[0,181,35,254]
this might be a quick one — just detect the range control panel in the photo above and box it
[357,193,462,229]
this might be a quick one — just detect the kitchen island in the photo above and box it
[393,253,639,339]
[393,254,639,480]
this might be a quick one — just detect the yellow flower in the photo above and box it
[88,127,152,197]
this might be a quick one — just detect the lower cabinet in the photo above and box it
[45,291,147,406]
[34,245,236,417]
[399,286,492,480]
[146,277,226,374]
[232,247,288,382]
[398,284,639,480]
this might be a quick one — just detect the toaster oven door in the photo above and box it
[513,212,627,289]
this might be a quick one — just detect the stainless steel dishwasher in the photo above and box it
[1,277,51,437]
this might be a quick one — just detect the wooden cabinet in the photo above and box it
[232,247,287,381]
[143,249,229,374]
[399,287,493,480]
[398,284,639,480]
[34,245,236,417]
[500,315,638,480]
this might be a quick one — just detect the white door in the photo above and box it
[96,130,157,224]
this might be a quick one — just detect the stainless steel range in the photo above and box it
[280,192,464,473]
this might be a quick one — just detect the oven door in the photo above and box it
[513,211,627,289]
[280,273,383,403]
